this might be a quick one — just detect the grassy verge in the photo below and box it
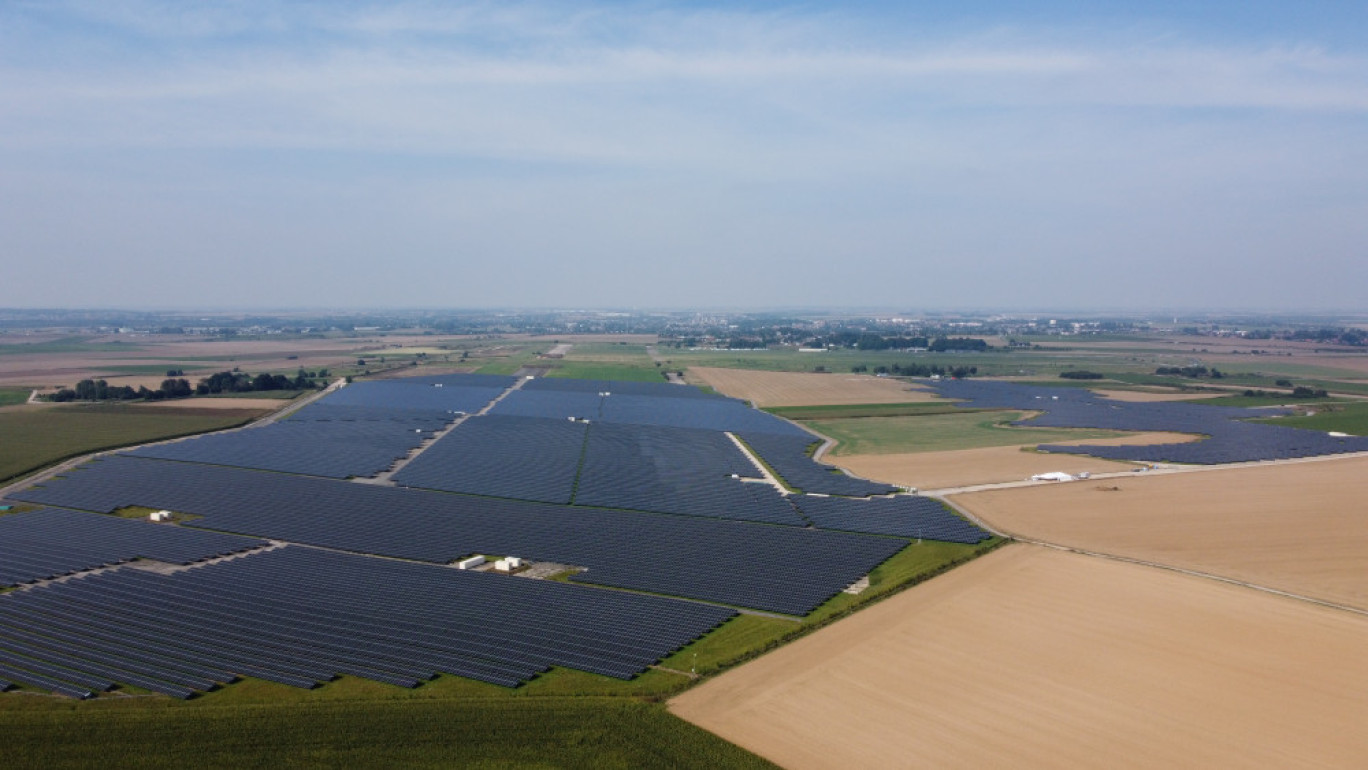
[807,411,1126,455]
[0,404,265,484]
[1250,401,1368,435]
[546,362,667,382]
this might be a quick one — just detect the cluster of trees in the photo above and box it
[1059,370,1105,380]
[47,368,327,402]
[1243,387,1329,399]
[928,337,990,352]
[1156,366,1223,378]
[47,378,194,403]
[850,363,978,378]
[197,369,323,395]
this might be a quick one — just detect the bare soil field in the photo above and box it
[0,335,455,387]
[831,446,1138,490]
[671,545,1368,769]
[1092,388,1229,402]
[826,432,1197,489]
[689,367,939,407]
[951,454,1368,610]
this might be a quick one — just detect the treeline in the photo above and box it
[46,369,326,403]
[1243,387,1329,399]
[1059,371,1105,380]
[1156,366,1223,378]
[850,363,978,378]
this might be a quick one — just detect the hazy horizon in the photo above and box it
[3,2,1365,311]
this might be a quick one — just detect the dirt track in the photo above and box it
[689,367,939,407]
[671,545,1368,769]
[951,454,1368,611]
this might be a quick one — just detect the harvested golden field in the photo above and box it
[671,545,1368,769]
[689,367,939,407]
[826,431,1196,489]
[1092,388,1229,402]
[951,454,1368,610]
[831,446,1137,490]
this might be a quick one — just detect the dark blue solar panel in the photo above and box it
[0,508,266,588]
[0,545,733,694]
[791,495,990,542]
[13,456,904,615]
[928,379,1368,464]
[393,415,587,504]
[126,419,436,479]
[739,433,900,497]
[575,423,803,525]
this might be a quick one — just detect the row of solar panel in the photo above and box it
[930,380,1368,464]
[0,545,733,698]
[12,456,907,615]
[739,432,902,497]
[0,508,266,588]
[491,388,808,435]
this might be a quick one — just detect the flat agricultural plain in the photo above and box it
[670,544,1368,769]
[688,367,939,407]
[950,454,1368,611]
[825,431,1197,489]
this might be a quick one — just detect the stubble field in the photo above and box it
[689,367,940,407]
[671,544,1368,769]
[950,454,1368,610]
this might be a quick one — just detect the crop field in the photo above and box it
[0,404,269,483]
[951,454,1368,610]
[0,695,775,769]
[688,367,940,407]
[0,387,29,407]
[807,410,1129,456]
[670,544,1368,769]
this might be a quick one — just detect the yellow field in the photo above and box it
[671,545,1368,769]
[950,454,1368,610]
[688,367,939,407]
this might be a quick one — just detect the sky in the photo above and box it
[2,1,1366,312]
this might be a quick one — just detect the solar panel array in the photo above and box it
[13,456,905,615]
[790,495,991,542]
[929,379,1368,464]
[739,433,901,496]
[393,415,588,503]
[124,374,515,479]
[574,422,803,525]
[0,508,266,588]
[523,377,721,399]
[492,388,808,435]
[0,545,734,699]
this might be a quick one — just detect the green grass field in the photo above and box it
[546,362,666,382]
[0,696,775,769]
[0,336,143,356]
[808,411,1127,455]
[765,402,977,420]
[1251,401,1368,435]
[0,404,265,483]
[0,387,30,407]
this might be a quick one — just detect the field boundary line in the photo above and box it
[936,496,1368,621]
